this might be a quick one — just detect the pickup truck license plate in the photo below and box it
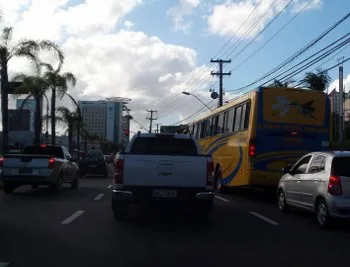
[19,167,32,174]
[152,189,177,198]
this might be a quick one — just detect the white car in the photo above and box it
[277,151,350,228]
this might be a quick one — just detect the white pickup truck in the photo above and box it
[111,133,215,220]
[0,145,79,194]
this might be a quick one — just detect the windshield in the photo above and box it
[23,146,64,159]
[130,136,198,155]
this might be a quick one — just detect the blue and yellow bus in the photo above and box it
[190,86,330,190]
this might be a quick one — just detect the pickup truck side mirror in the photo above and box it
[68,157,74,162]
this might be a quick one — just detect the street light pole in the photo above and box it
[43,94,50,143]
[182,92,212,111]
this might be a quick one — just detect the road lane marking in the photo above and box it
[107,185,113,189]
[0,263,10,267]
[214,195,230,202]
[61,210,85,225]
[249,211,279,226]
[94,193,105,200]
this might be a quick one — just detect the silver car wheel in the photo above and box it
[317,201,328,227]
[278,191,285,211]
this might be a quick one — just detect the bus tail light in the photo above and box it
[249,140,256,157]
[114,159,124,184]
[328,175,342,196]
[207,160,214,186]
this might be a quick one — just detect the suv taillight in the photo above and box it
[249,139,256,156]
[328,175,342,196]
[48,157,56,169]
[207,160,214,186]
[114,159,124,184]
[0,157,4,168]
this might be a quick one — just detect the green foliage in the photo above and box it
[301,69,331,92]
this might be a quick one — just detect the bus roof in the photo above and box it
[190,86,327,125]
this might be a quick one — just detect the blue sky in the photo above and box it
[1,0,350,132]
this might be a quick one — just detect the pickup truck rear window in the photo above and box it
[23,146,64,159]
[332,157,350,176]
[130,137,198,155]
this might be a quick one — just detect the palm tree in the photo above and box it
[55,107,79,154]
[301,69,331,92]
[0,27,64,152]
[40,63,76,145]
[269,79,289,88]
[12,75,48,145]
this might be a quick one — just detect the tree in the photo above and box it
[0,27,63,152]
[302,69,331,92]
[269,79,289,88]
[41,63,76,145]
[12,75,48,145]
[55,107,79,154]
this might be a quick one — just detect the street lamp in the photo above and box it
[182,91,213,111]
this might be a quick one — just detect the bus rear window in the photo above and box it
[332,157,350,177]
[130,136,198,155]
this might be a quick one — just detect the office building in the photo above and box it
[79,100,124,144]
[9,109,31,131]
[16,99,36,132]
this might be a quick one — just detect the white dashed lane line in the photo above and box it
[107,185,113,189]
[249,211,279,226]
[94,193,105,201]
[61,210,85,225]
[214,195,230,202]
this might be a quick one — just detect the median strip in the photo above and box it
[61,210,85,225]
[249,211,279,226]
[214,195,230,202]
[94,193,104,200]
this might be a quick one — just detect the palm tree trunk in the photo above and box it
[51,87,56,145]
[33,93,42,145]
[68,124,73,154]
[0,61,9,153]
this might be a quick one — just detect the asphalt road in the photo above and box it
[1,171,350,267]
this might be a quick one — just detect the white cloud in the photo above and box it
[167,0,200,34]
[124,20,135,29]
[1,0,204,133]
[328,73,350,94]
[207,0,322,38]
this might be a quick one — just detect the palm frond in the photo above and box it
[1,27,13,47]
[40,62,54,72]
[63,72,77,87]
[39,40,64,69]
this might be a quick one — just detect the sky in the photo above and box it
[1,0,350,134]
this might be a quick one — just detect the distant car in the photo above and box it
[277,151,350,228]
[79,153,108,178]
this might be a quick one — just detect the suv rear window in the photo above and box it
[332,157,350,176]
[23,146,64,159]
[130,136,198,155]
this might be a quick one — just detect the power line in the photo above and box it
[229,0,314,72]
[146,109,157,133]
[226,11,350,92]
[131,118,148,132]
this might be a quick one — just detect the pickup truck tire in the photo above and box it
[196,200,213,220]
[51,175,63,193]
[214,166,223,193]
[71,174,79,189]
[3,183,15,194]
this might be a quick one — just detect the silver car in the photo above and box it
[277,151,350,228]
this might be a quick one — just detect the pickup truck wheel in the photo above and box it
[71,174,79,189]
[3,183,15,194]
[52,175,63,193]
[214,166,223,193]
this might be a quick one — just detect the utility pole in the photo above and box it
[146,109,157,133]
[339,59,344,146]
[156,123,159,134]
[211,59,231,107]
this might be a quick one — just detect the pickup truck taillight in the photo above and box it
[0,157,4,168]
[48,158,56,169]
[207,160,214,186]
[114,159,124,184]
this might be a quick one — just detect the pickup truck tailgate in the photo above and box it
[2,155,51,176]
[123,155,208,188]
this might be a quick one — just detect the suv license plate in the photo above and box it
[152,189,177,198]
